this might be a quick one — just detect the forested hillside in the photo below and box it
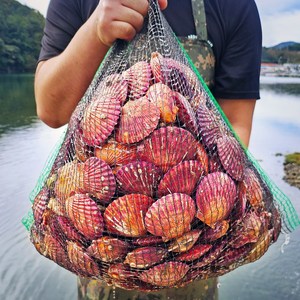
[0,0,44,73]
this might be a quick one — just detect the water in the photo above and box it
[0,74,299,300]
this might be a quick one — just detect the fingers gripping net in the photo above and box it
[24,0,299,291]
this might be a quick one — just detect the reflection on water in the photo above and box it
[0,75,299,300]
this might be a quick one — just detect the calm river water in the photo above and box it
[0,74,299,300]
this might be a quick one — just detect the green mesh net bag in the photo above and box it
[23,0,300,291]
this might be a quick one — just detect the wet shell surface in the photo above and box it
[124,246,168,268]
[216,135,246,181]
[115,97,160,144]
[97,73,128,105]
[104,194,154,237]
[116,161,162,197]
[202,220,230,242]
[157,160,205,197]
[83,157,116,203]
[139,261,190,287]
[122,61,152,100]
[94,139,137,166]
[107,263,138,281]
[81,97,121,146]
[196,172,237,228]
[146,83,179,123]
[65,193,104,240]
[175,244,212,262]
[73,128,92,162]
[56,215,85,243]
[140,126,199,173]
[32,187,49,226]
[87,236,129,262]
[168,229,202,253]
[145,193,196,239]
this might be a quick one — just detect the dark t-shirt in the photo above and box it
[39,0,262,99]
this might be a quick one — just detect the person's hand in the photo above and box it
[94,0,168,47]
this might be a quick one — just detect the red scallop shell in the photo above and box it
[115,97,160,144]
[83,157,116,203]
[157,160,205,197]
[139,261,190,287]
[81,97,121,146]
[107,263,138,281]
[94,139,137,166]
[116,161,162,197]
[65,193,104,240]
[124,246,168,269]
[173,91,199,136]
[67,241,100,277]
[196,172,237,228]
[196,142,209,173]
[175,244,212,262]
[217,135,246,181]
[97,73,128,105]
[32,187,49,226]
[216,245,250,267]
[145,193,196,239]
[87,236,129,262]
[168,229,202,253]
[104,194,154,237]
[132,235,164,247]
[122,61,152,100]
[146,83,179,123]
[140,126,199,173]
[202,220,230,242]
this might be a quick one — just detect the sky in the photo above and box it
[17,0,300,47]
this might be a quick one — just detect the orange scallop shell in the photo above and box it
[107,263,138,281]
[115,97,160,144]
[81,97,121,146]
[140,127,199,173]
[145,193,196,239]
[196,172,237,228]
[83,157,116,203]
[32,187,49,226]
[196,142,209,173]
[157,160,205,197]
[104,194,154,237]
[65,193,104,240]
[116,161,162,197]
[132,235,164,247]
[168,229,202,253]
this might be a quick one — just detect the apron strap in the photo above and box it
[191,0,208,41]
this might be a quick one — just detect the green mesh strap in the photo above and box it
[175,35,300,232]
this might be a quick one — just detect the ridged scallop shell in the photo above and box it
[73,127,93,162]
[215,245,250,267]
[87,236,129,262]
[217,135,246,181]
[97,73,128,105]
[157,160,205,197]
[94,139,137,166]
[65,193,104,240]
[145,193,196,239]
[67,241,100,277]
[146,83,179,123]
[54,161,85,201]
[81,97,121,146]
[196,172,237,228]
[168,229,202,253]
[173,91,199,136]
[47,197,66,216]
[116,161,162,197]
[238,168,263,207]
[132,235,164,247]
[107,263,138,281]
[122,61,152,100]
[190,90,208,113]
[32,187,49,226]
[124,246,168,268]
[104,194,154,237]
[196,142,209,173]
[83,157,116,203]
[208,153,224,173]
[115,97,160,144]
[140,127,199,173]
[139,261,189,287]
[175,244,212,262]
[202,220,230,242]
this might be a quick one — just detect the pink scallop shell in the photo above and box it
[140,126,199,173]
[145,193,196,239]
[104,194,154,237]
[122,61,152,100]
[139,261,189,287]
[115,97,160,144]
[157,160,205,197]
[116,161,162,197]
[32,187,49,226]
[196,142,209,174]
[175,244,212,262]
[81,97,121,146]
[83,157,116,203]
[65,193,104,240]
[196,172,237,228]
[168,229,202,253]
[202,220,230,242]
[132,235,164,247]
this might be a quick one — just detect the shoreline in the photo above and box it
[283,153,300,189]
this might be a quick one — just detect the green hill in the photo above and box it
[0,0,45,73]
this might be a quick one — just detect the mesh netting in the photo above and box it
[23,0,300,290]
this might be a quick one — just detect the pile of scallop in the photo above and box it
[31,52,281,291]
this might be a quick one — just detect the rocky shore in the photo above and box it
[283,153,300,189]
